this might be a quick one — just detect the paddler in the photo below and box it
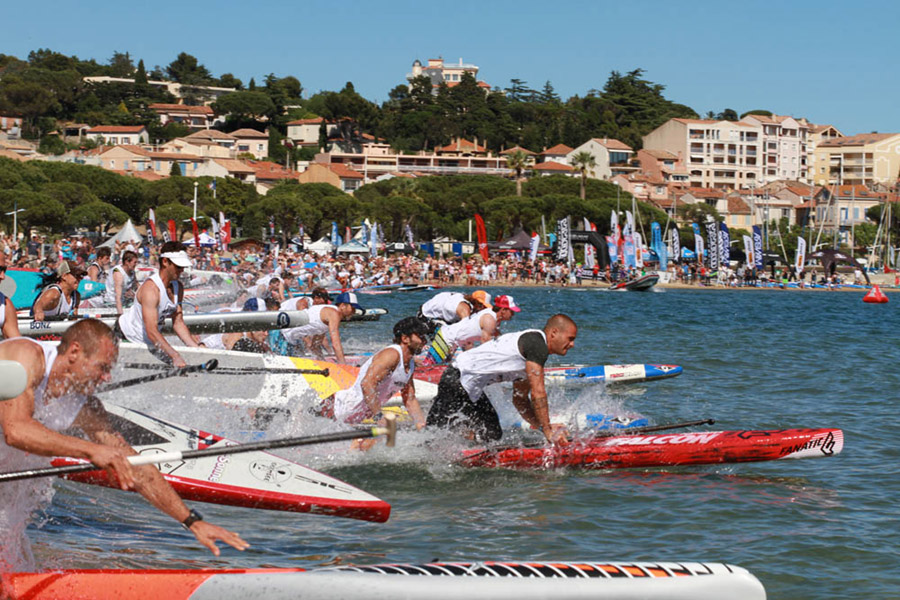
[425,314,577,446]
[85,246,111,284]
[31,260,85,322]
[0,319,248,571]
[423,294,520,365]
[0,253,20,339]
[84,250,138,313]
[281,291,361,364]
[416,290,491,336]
[320,317,428,446]
[116,241,199,368]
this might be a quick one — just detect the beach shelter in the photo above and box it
[98,219,143,248]
[337,239,371,254]
[306,237,334,254]
[188,231,217,247]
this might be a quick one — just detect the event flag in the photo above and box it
[691,223,703,262]
[752,225,764,270]
[624,211,634,237]
[705,221,719,271]
[719,222,730,265]
[147,209,158,241]
[795,237,807,274]
[474,214,489,261]
[370,221,378,257]
[584,218,595,269]
[623,235,636,268]
[405,223,414,247]
[166,219,176,243]
[610,212,619,243]
[190,218,200,249]
[743,235,754,268]
[651,221,667,270]
[670,227,681,264]
[331,221,339,247]
[555,217,571,265]
[606,236,618,265]
[529,232,540,262]
[634,231,644,268]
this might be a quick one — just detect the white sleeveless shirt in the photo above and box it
[332,345,414,423]
[420,292,466,322]
[103,265,135,304]
[117,273,179,345]
[89,261,109,284]
[454,329,546,401]
[36,284,74,318]
[439,308,495,349]
[282,304,335,344]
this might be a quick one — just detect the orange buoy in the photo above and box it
[863,285,889,303]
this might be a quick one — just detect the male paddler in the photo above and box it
[0,319,248,571]
[95,249,138,314]
[31,260,85,322]
[281,291,361,364]
[116,241,199,368]
[426,314,577,445]
[0,253,20,339]
[424,294,519,365]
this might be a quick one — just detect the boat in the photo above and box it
[51,403,391,522]
[17,309,312,339]
[0,268,105,309]
[5,560,765,599]
[609,273,659,291]
[460,427,843,470]
[414,363,682,386]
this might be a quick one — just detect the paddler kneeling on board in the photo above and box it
[426,314,576,446]
[281,291,361,364]
[318,317,428,450]
[0,319,248,571]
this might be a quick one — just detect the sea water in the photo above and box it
[24,287,900,599]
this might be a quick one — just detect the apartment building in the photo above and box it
[407,57,486,87]
[642,118,762,189]
[85,125,149,146]
[567,138,638,179]
[808,124,843,186]
[814,132,900,187]
[739,114,809,183]
[286,117,342,147]
[149,103,216,129]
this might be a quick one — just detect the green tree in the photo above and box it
[570,150,597,200]
[505,150,529,197]
[108,51,134,77]
[165,52,213,85]
[677,202,721,223]
[217,73,243,89]
[0,190,66,232]
[154,203,193,238]
[169,161,182,177]
[213,91,276,122]
[68,200,129,234]
[134,59,148,85]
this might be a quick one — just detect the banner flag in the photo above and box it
[331,222,339,247]
[623,235,636,268]
[743,235,754,267]
[691,223,702,261]
[624,211,634,237]
[190,218,200,249]
[705,221,719,271]
[610,211,619,241]
[474,214,490,261]
[405,223,414,247]
[529,232,540,262]
[634,231,644,268]
[719,222,730,265]
[370,221,378,257]
[147,209,158,241]
[222,222,231,250]
[670,227,681,264]
[606,235,618,265]
[752,225,764,270]
[795,237,807,273]
[583,218,595,269]
[166,219,176,243]
[555,217,571,264]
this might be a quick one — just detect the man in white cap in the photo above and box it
[116,241,199,368]
[423,293,520,365]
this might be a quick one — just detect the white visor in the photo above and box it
[161,251,192,268]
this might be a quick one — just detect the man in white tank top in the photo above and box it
[0,320,249,569]
[326,317,429,449]
[282,291,361,364]
[426,314,577,446]
[86,246,111,284]
[32,260,85,321]
[425,294,520,364]
[117,242,199,368]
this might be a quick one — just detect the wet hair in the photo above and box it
[263,295,280,310]
[310,287,330,301]
[393,317,430,343]
[122,250,138,263]
[58,318,117,356]
[463,294,487,312]
[96,247,111,260]
[544,314,576,333]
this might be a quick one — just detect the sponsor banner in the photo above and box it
[634,232,644,268]
[555,217,571,264]
[719,222,730,265]
[529,233,540,262]
[583,218,595,269]
[623,235,636,268]
[743,235,754,267]
[705,221,719,270]
[753,225,763,270]
[474,214,489,261]
[670,227,681,263]
[606,236,618,264]
[795,236,807,273]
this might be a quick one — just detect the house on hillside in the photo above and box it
[567,138,637,179]
[539,144,574,166]
[86,125,149,146]
[231,128,269,160]
[149,104,217,130]
[297,162,364,193]
[286,117,342,147]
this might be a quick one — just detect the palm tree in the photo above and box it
[570,151,596,200]
[505,150,529,197]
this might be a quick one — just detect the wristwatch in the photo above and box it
[181,509,203,530]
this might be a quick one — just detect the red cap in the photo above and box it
[494,295,520,312]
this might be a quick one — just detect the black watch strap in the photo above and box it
[181,509,203,530]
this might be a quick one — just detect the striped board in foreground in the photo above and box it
[17,309,311,338]
[51,403,390,523]
[460,428,843,470]
[5,561,765,600]
[413,363,682,386]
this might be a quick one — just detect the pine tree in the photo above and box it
[135,59,148,85]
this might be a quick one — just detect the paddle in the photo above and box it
[120,362,330,377]
[98,360,219,393]
[460,418,716,463]
[0,360,28,400]
[0,415,398,484]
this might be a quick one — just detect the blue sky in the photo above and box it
[5,0,898,135]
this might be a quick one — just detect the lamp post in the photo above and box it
[5,201,26,241]
[192,181,199,221]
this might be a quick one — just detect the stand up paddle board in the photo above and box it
[52,403,391,522]
[414,364,682,386]
[0,268,105,309]
[18,309,312,338]
[460,428,843,470]
[5,561,765,600]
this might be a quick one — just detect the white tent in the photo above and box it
[306,236,334,254]
[187,232,217,247]
[99,219,143,248]
[337,240,371,254]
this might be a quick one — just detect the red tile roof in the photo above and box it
[590,138,632,151]
[500,146,536,155]
[230,128,268,139]
[213,159,256,174]
[541,144,574,156]
[819,133,898,147]
[328,163,364,179]
[533,161,574,172]
[437,138,487,153]
[185,129,235,141]
[149,103,214,115]
[87,125,147,134]
[110,169,166,181]
[287,117,328,125]
[727,196,751,214]
[685,186,725,198]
